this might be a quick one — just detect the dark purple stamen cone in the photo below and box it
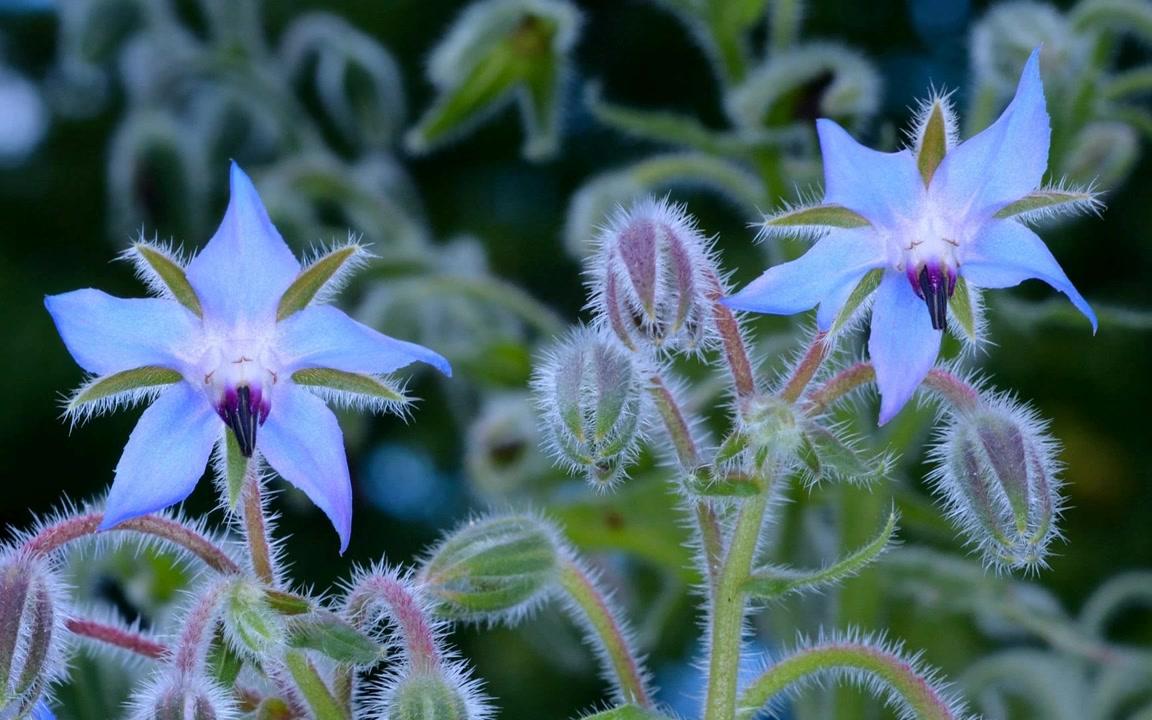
[222,386,260,457]
[917,265,952,331]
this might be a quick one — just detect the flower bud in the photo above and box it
[930,399,1061,569]
[739,394,804,467]
[420,515,560,623]
[970,3,1081,94]
[0,552,67,718]
[465,392,553,502]
[532,328,645,485]
[383,673,471,720]
[1060,121,1139,189]
[222,580,284,657]
[131,675,236,720]
[592,198,716,352]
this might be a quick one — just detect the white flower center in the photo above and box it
[197,329,281,456]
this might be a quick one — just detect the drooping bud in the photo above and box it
[532,328,645,485]
[420,515,560,623]
[383,673,471,720]
[929,397,1062,570]
[130,675,237,720]
[593,197,716,353]
[0,552,68,719]
[465,393,553,502]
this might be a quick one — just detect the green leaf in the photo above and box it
[133,243,203,316]
[291,368,408,406]
[277,245,365,320]
[206,631,245,687]
[828,268,883,336]
[283,649,348,720]
[265,589,313,616]
[917,102,948,185]
[993,188,1099,219]
[224,429,248,511]
[286,613,381,665]
[948,276,980,345]
[801,424,885,483]
[762,204,870,234]
[714,431,750,466]
[745,509,899,599]
[68,366,182,415]
[586,84,754,156]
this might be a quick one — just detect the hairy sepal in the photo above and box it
[759,203,870,241]
[291,368,410,416]
[121,240,203,316]
[277,240,370,320]
[65,366,183,426]
[993,186,1103,223]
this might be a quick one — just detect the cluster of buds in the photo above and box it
[0,551,68,720]
[930,394,1062,570]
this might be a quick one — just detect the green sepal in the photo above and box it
[948,276,980,345]
[291,368,408,406]
[762,204,870,233]
[578,706,673,720]
[827,268,883,336]
[225,581,284,655]
[206,630,246,687]
[277,244,365,320]
[264,589,313,616]
[713,431,750,466]
[993,188,1099,219]
[285,613,381,665]
[800,424,886,484]
[686,470,764,497]
[133,243,203,316]
[68,366,182,416]
[916,101,948,185]
[745,509,898,599]
[255,697,294,720]
[224,429,249,512]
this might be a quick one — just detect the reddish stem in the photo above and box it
[708,273,757,400]
[345,572,441,674]
[779,332,829,403]
[65,617,168,659]
[22,513,239,574]
[805,363,980,414]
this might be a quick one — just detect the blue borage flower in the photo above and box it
[46,163,450,553]
[724,48,1098,424]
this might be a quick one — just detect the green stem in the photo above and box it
[559,558,653,708]
[647,372,724,584]
[242,472,276,586]
[704,492,769,720]
[284,649,348,720]
[737,641,961,720]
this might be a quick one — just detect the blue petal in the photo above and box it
[962,220,1097,331]
[258,383,352,553]
[868,272,942,425]
[932,48,1049,218]
[816,272,866,331]
[185,163,301,326]
[817,119,922,228]
[101,383,219,530]
[31,702,56,720]
[723,228,885,320]
[45,290,199,376]
[277,305,452,377]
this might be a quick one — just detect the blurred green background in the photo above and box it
[0,0,1149,718]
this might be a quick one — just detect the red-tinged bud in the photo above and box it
[0,552,68,719]
[130,675,237,720]
[592,197,716,352]
[929,396,1062,570]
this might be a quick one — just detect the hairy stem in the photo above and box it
[806,364,979,414]
[174,578,232,678]
[65,617,168,659]
[780,332,829,403]
[647,372,723,581]
[708,273,757,400]
[241,472,276,586]
[704,492,770,720]
[344,571,442,674]
[737,641,962,720]
[22,512,238,574]
[559,558,653,709]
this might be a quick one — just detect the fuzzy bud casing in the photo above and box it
[385,673,470,720]
[740,394,804,468]
[593,198,715,352]
[930,399,1061,569]
[532,328,644,485]
[420,515,560,623]
[0,552,67,719]
[131,676,236,720]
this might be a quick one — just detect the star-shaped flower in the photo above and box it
[46,163,450,552]
[724,48,1097,423]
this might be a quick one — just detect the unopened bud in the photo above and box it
[222,581,283,657]
[593,198,716,352]
[532,328,645,485]
[131,675,236,720]
[1060,121,1139,189]
[384,673,470,720]
[970,3,1080,93]
[465,393,553,502]
[931,399,1061,569]
[0,552,67,718]
[420,515,560,622]
[739,394,804,468]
